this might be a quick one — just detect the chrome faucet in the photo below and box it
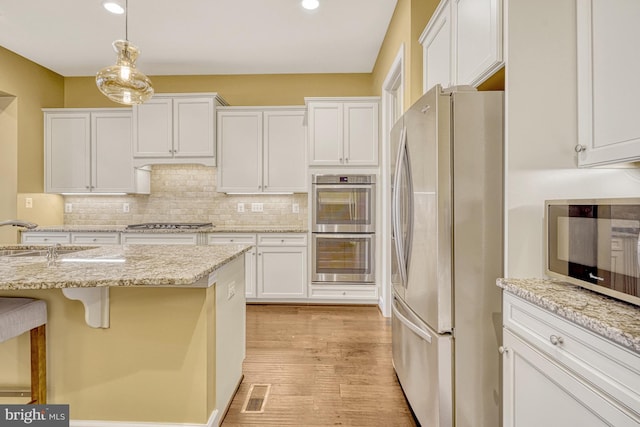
[46,243,61,266]
[0,220,38,229]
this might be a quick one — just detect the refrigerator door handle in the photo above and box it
[403,135,414,277]
[393,299,432,344]
[393,126,408,287]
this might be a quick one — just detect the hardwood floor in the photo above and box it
[222,304,417,427]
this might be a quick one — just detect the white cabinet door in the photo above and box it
[502,329,637,427]
[257,246,307,299]
[420,0,453,93]
[307,99,380,166]
[133,97,173,158]
[308,102,343,166]
[343,102,379,166]
[173,97,215,158]
[91,111,135,193]
[577,0,640,166]
[453,0,503,86]
[263,109,306,192]
[45,109,136,194]
[45,112,91,193]
[217,110,263,192]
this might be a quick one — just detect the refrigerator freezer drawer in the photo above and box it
[392,295,453,427]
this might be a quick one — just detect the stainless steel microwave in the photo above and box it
[545,199,640,306]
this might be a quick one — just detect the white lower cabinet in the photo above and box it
[502,294,640,427]
[208,233,307,301]
[120,233,200,245]
[21,232,71,244]
[70,232,120,245]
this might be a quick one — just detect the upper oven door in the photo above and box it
[312,184,376,233]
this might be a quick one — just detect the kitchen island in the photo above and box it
[0,244,250,426]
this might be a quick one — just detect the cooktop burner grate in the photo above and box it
[125,222,214,230]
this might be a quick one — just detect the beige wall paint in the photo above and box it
[64,73,374,107]
[16,193,64,226]
[371,0,439,111]
[0,46,64,193]
[0,97,18,244]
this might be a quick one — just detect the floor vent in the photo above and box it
[241,384,271,413]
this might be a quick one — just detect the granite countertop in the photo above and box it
[25,225,308,233]
[497,278,640,353]
[0,244,251,290]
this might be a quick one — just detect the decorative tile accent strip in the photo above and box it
[63,165,308,228]
[497,278,640,353]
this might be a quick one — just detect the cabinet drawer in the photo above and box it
[309,285,378,300]
[121,233,199,245]
[504,293,640,416]
[207,234,256,245]
[21,232,71,244]
[257,233,307,246]
[71,232,120,245]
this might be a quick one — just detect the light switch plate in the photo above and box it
[25,197,33,208]
[237,203,245,213]
[292,203,299,213]
[251,203,263,212]
[64,203,72,213]
[123,203,130,213]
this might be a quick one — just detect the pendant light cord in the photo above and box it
[125,0,129,41]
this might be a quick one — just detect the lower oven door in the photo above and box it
[312,233,375,283]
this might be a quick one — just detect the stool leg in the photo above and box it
[29,325,46,404]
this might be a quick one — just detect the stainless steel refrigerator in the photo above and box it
[390,84,503,427]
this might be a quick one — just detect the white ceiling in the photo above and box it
[0,0,398,77]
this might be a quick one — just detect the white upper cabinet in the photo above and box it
[217,107,306,193]
[44,109,148,194]
[133,93,226,167]
[306,97,380,167]
[421,0,453,91]
[420,0,503,93]
[576,0,640,166]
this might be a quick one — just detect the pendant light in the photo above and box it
[96,0,153,105]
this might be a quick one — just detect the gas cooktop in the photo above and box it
[125,223,214,230]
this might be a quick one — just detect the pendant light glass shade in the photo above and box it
[96,40,153,105]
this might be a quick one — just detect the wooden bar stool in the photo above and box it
[0,298,47,404]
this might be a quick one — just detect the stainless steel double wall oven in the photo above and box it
[311,174,375,284]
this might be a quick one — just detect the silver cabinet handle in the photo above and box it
[575,144,586,153]
[550,335,564,345]
[86,186,90,189]
[339,157,343,163]
[498,346,509,354]
[421,105,431,114]
[345,158,349,163]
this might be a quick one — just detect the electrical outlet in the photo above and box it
[237,203,245,213]
[251,203,263,212]
[64,203,72,213]
[227,283,236,300]
[25,197,33,208]
[292,203,299,213]
[123,203,130,213]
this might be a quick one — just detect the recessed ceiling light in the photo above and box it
[301,0,319,10]
[102,1,124,14]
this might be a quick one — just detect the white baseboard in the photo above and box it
[70,409,219,427]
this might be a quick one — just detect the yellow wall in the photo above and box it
[371,0,440,111]
[0,46,64,193]
[64,73,374,108]
[0,96,18,244]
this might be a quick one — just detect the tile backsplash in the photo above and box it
[64,165,308,227]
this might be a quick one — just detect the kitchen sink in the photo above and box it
[0,248,88,258]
